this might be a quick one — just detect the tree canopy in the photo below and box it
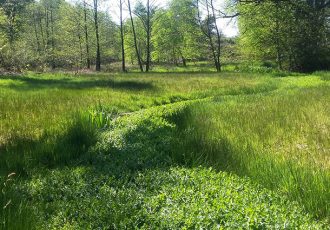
[0,0,328,72]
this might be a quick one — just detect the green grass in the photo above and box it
[0,72,286,173]
[0,71,329,228]
[174,85,330,219]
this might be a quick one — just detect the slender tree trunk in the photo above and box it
[45,6,53,69]
[74,7,83,68]
[93,0,101,71]
[120,0,126,72]
[182,56,187,67]
[210,0,221,72]
[196,0,220,72]
[205,0,219,72]
[77,21,83,68]
[45,7,50,51]
[128,0,143,72]
[50,9,56,69]
[146,0,151,72]
[83,0,91,69]
[275,1,282,70]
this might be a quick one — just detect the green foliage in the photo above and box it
[238,0,330,72]
[0,72,274,173]
[0,0,121,71]
[0,0,329,73]
[152,0,206,64]
[124,17,147,66]
[0,72,329,228]
[174,77,330,219]
[21,97,326,228]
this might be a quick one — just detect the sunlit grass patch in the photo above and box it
[0,71,329,228]
[174,84,330,219]
[22,103,325,229]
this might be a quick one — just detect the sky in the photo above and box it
[69,0,239,37]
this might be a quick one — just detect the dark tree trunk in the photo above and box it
[182,56,187,67]
[196,0,221,72]
[120,0,126,72]
[205,0,219,72]
[210,0,221,72]
[146,0,151,72]
[83,0,91,69]
[93,0,101,72]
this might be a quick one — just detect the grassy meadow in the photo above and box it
[0,71,329,229]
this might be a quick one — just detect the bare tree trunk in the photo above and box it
[83,0,91,69]
[210,0,221,72]
[128,0,144,72]
[146,0,151,72]
[93,0,101,71]
[196,0,220,72]
[204,0,219,72]
[78,33,83,68]
[120,0,126,72]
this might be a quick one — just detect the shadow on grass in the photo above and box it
[0,118,98,176]
[1,102,328,228]
[0,111,176,229]
[170,104,330,221]
[0,75,154,91]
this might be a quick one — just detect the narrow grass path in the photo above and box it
[19,101,326,229]
[1,72,329,229]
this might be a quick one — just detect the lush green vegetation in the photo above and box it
[0,71,329,229]
[176,83,330,218]
[0,0,329,228]
[0,0,328,73]
[237,1,329,72]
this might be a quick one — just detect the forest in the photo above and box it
[0,0,329,229]
[0,0,328,72]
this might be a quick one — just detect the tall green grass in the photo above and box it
[174,85,330,220]
[0,72,284,175]
[0,71,329,228]
[17,101,325,229]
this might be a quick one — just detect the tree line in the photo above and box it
[0,0,329,73]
